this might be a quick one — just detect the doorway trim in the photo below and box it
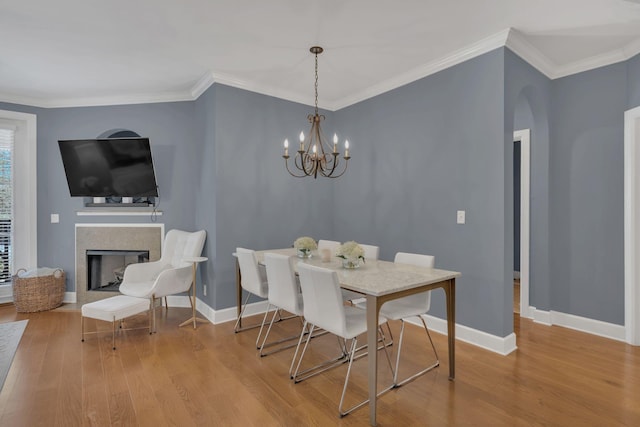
[0,110,37,303]
[624,105,640,345]
[514,129,531,318]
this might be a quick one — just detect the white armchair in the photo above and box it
[119,229,206,331]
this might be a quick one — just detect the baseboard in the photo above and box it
[530,307,552,325]
[405,315,518,356]
[165,297,271,326]
[63,292,77,304]
[209,300,271,325]
[529,307,625,342]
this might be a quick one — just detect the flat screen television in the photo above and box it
[58,137,159,197]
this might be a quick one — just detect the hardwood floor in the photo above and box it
[1,303,639,426]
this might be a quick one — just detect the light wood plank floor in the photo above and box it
[1,303,639,426]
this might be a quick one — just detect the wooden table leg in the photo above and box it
[445,278,456,380]
[236,261,242,328]
[366,294,380,426]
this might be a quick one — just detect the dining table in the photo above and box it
[234,248,460,426]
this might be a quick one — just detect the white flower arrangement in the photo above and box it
[335,241,365,262]
[294,236,317,251]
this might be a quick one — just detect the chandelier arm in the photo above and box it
[299,152,317,177]
[285,156,310,178]
[323,159,350,178]
[319,153,339,177]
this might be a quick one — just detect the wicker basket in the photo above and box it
[12,268,65,313]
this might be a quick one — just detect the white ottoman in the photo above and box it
[81,295,151,349]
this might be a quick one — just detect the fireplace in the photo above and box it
[87,250,150,292]
[75,224,163,304]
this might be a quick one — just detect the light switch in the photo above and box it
[51,214,59,223]
[456,210,465,224]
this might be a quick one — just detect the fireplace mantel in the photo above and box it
[76,208,163,216]
[75,224,164,304]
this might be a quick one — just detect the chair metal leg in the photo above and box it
[385,321,394,345]
[292,324,350,383]
[112,317,116,350]
[258,309,304,357]
[290,321,309,377]
[234,293,269,333]
[255,304,272,348]
[392,316,440,388]
[235,292,298,337]
[80,315,84,342]
[339,329,395,417]
[352,323,393,362]
[148,305,153,335]
[338,338,359,416]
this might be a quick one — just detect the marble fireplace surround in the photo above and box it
[75,224,164,304]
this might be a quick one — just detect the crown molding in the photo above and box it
[504,28,557,78]
[553,48,629,79]
[190,72,216,99]
[210,71,316,108]
[506,27,640,80]
[0,92,50,109]
[41,91,195,108]
[623,37,640,61]
[0,89,195,109]
[330,29,511,110]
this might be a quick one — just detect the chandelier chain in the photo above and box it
[314,51,319,115]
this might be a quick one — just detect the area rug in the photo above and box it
[0,319,28,392]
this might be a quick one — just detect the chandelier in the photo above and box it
[282,46,350,178]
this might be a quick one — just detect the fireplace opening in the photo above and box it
[87,250,150,292]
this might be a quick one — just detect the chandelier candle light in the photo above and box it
[283,46,350,178]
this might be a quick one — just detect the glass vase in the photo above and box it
[297,249,312,259]
[342,258,361,269]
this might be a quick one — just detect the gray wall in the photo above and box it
[628,52,640,109]
[504,49,552,313]
[333,49,511,337]
[201,84,335,310]
[550,62,626,324]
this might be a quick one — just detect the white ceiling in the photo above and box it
[1,0,640,110]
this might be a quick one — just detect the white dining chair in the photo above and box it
[318,239,341,255]
[234,248,271,346]
[259,252,305,357]
[375,252,439,388]
[360,243,380,261]
[292,262,394,417]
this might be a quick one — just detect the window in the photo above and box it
[0,126,14,283]
[0,110,37,302]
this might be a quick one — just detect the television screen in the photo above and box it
[58,138,159,197]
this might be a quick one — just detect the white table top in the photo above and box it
[255,248,460,297]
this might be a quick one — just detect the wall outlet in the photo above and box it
[203,284,207,296]
[456,210,466,224]
[51,213,59,223]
